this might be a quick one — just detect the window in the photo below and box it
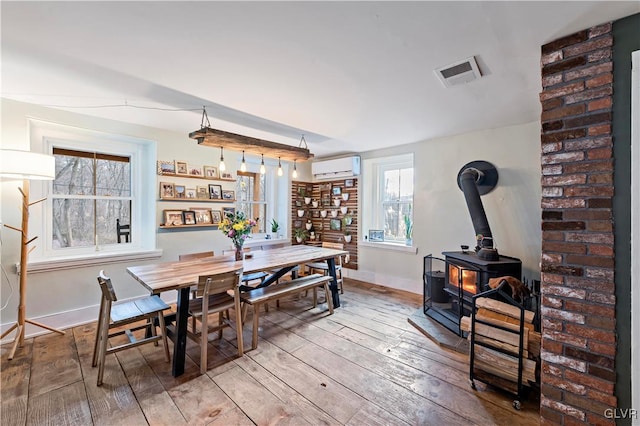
[28,119,157,266]
[52,148,132,248]
[380,165,414,242]
[236,171,267,233]
[362,153,414,246]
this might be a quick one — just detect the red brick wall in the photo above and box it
[539,23,616,424]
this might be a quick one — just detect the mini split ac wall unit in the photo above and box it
[311,156,361,180]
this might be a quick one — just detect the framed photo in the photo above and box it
[175,185,186,198]
[293,220,302,228]
[209,184,222,199]
[211,210,222,225]
[190,208,212,224]
[189,166,203,177]
[196,186,209,199]
[330,218,342,231]
[160,182,175,199]
[157,160,175,175]
[182,210,196,225]
[332,186,342,196]
[221,171,234,180]
[222,190,235,200]
[203,165,218,179]
[185,188,197,199]
[320,183,331,191]
[175,161,189,175]
[369,229,384,242]
[345,179,354,187]
[222,206,235,217]
[163,210,184,226]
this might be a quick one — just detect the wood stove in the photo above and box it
[424,251,521,335]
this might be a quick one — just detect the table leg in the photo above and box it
[326,258,341,308]
[172,287,190,376]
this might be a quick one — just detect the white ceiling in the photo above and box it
[2,1,638,159]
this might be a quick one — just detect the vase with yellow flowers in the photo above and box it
[219,211,257,260]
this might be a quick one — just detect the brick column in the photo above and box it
[539,23,616,424]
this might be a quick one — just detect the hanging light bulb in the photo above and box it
[292,159,298,178]
[260,154,266,174]
[219,147,226,172]
[240,150,247,172]
[277,157,283,176]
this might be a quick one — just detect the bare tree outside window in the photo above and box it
[52,148,131,248]
[381,166,413,242]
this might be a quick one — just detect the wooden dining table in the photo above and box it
[126,245,348,376]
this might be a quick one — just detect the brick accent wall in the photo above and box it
[539,23,616,424]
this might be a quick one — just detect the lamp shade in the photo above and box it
[0,150,55,180]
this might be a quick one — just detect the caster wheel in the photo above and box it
[513,400,521,410]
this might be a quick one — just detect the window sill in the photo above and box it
[359,240,418,254]
[26,249,163,273]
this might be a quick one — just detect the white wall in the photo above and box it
[348,121,542,294]
[0,98,312,339]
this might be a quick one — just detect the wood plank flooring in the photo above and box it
[1,279,540,425]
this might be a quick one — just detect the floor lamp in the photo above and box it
[0,149,65,360]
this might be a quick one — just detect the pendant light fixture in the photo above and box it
[240,150,247,172]
[292,159,298,179]
[260,154,266,175]
[219,146,226,172]
[277,157,283,176]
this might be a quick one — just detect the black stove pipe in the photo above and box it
[459,167,499,261]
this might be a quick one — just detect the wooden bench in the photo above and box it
[240,274,334,349]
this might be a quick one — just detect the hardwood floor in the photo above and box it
[1,279,540,425]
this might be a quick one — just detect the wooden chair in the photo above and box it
[93,270,170,386]
[178,251,214,261]
[305,242,346,306]
[186,268,244,374]
[116,219,130,243]
[222,248,269,285]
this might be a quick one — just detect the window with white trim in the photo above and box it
[363,153,414,245]
[29,120,157,262]
[236,171,267,233]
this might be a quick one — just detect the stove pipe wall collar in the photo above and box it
[456,160,499,261]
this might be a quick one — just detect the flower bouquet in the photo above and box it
[219,211,257,260]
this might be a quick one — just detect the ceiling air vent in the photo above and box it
[434,56,482,88]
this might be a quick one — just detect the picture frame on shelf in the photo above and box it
[208,184,222,199]
[222,206,235,217]
[369,229,384,242]
[175,185,186,198]
[189,166,203,177]
[185,188,197,199]
[175,161,189,175]
[211,210,222,225]
[160,182,175,199]
[332,186,342,196]
[330,218,342,231]
[191,208,212,224]
[182,210,196,225]
[163,210,184,226]
[157,160,175,175]
[221,171,234,180]
[196,186,209,199]
[203,165,218,179]
[345,178,354,187]
[222,190,235,200]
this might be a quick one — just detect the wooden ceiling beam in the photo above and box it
[189,127,314,162]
